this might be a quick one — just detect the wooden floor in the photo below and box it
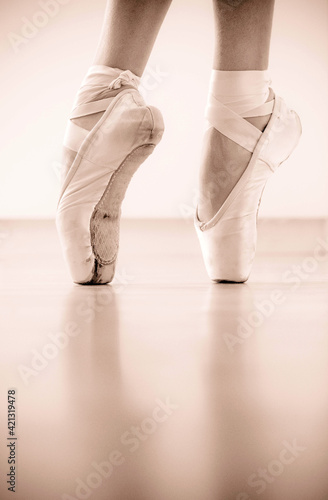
[0,219,328,500]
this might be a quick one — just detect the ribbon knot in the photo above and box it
[108,70,140,90]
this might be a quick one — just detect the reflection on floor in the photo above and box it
[0,219,328,500]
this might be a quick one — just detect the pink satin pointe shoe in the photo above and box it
[195,93,302,283]
[56,74,164,285]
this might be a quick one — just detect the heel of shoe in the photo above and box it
[147,105,165,145]
[259,97,302,172]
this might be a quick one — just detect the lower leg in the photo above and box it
[198,0,275,222]
[94,0,173,77]
[213,0,274,72]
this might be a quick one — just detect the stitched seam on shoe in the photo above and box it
[90,144,155,265]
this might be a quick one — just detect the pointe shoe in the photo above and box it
[56,81,164,285]
[195,93,302,282]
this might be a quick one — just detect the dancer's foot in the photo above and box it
[195,92,301,283]
[56,66,164,285]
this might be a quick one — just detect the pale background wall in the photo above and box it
[0,0,327,219]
